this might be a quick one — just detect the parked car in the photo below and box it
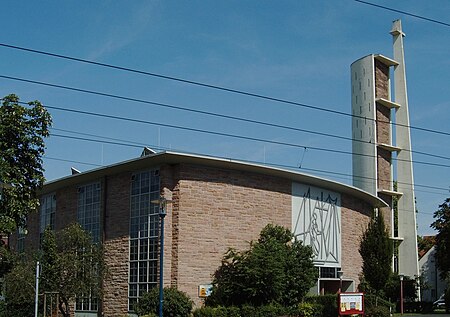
[433,298,445,309]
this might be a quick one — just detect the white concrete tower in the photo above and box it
[351,20,419,281]
[391,19,420,279]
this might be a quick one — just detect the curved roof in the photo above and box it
[42,150,387,208]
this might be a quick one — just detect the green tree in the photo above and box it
[3,224,107,317]
[0,94,52,234]
[431,198,450,280]
[208,224,318,307]
[39,224,107,317]
[359,212,392,297]
[2,253,36,317]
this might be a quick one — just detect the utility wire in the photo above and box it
[354,0,450,28]
[44,156,102,167]
[0,44,449,137]
[2,75,450,163]
[46,131,450,194]
[40,103,450,169]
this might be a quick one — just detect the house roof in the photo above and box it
[41,150,388,208]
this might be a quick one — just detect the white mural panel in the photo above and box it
[292,183,341,267]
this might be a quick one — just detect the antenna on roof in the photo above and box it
[71,167,81,175]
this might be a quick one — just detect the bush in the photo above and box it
[134,287,193,317]
[364,294,394,312]
[193,306,242,317]
[304,295,336,317]
[209,224,318,307]
[295,302,315,317]
[365,305,390,317]
[193,306,215,317]
[257,303,284,317]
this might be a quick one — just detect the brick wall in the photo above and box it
[341,194,373,286]
[377,148,392,191]
[10,160,379,314]
[375,60,389,99]
[376,105,391,145]
[168,163,292,306]
[102,172,131,317]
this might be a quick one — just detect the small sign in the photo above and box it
[198,284,213,298]
[338,292,364,316]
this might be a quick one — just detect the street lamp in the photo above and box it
[337,270,343,293]
[399,274,404,315]
[151,197,172,317]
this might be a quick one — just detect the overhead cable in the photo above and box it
[40,104,450,169]
[46,131,450,193]
[354,0,450,28]
[0,44,449,137]
[1,74,450,162]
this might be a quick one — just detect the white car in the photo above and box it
[433,298,445,309]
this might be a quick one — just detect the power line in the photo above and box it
[2,75,450,163]
[44,156,102,167]
[46,131,449,194]
[40,103,450,169]
[40,100,450,172]
[0,44,449,138]
[354,0,450,28]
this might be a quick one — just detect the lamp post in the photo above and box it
[337,270,343,293]
[399,274,404,315]
[151,197,171,317]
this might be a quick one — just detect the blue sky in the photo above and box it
[1,1,449,236]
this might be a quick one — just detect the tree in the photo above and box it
[3,254,36,317]
[39,224,107,317]
[0,94,52,234]
[208,224,318,307]
[431,198,450,280]
[3,224,107,317]
[359,212,392,297]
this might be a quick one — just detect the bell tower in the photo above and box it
[351,20,419,280]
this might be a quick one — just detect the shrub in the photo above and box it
[193,306,215,317]
[304,295,336,317]
[364,294,394,312]
[134,287,193,317]
[257,303,284,317]
[227,306,241,317]
[193,306,242,317]
[240,305,257,317]
[365,305,390,317]
[209,224,317,307]
[295,302,315,317]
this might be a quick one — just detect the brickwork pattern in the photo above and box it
[375,60,389,99]
[171,164,292,306]
[376,105,391,146]
[341,194,373,287]
[102,172,131,317]
[11,161,379,315]
[377,148,392,191]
